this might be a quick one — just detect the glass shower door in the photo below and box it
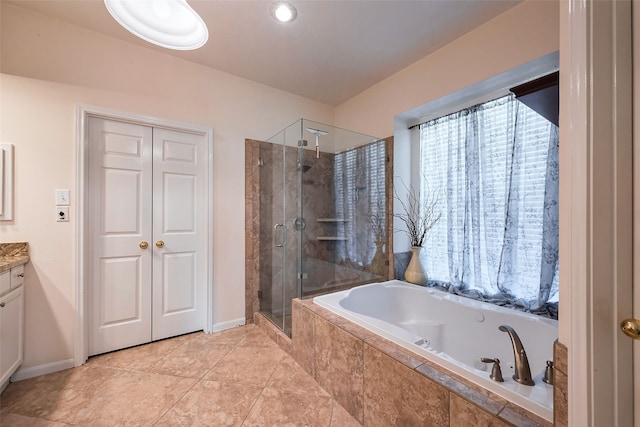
[257,125,301,336]
[257,141,287,332]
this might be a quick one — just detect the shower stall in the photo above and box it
[245,119,392,335]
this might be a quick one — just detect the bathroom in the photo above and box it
[247,75,559,424]
[0,0,635,425]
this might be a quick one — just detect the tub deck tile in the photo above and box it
[554,340,568,375]
[363,345,449,427]
[416,362,507,416]
[553,368,568,427]
[498,403,553,427]
[298,299,375,342]
[364,336,426,370]
[450,394,509,427]
[291,300,316,377]
[314,315,365,424]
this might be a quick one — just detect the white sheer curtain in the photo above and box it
[419,94,559,310]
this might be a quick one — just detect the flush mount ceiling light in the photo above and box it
[270,2,297,23]
[104,0,208,50]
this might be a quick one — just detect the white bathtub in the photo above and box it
[313,279,557,422]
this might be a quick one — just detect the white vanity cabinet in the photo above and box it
[0,266,24,392]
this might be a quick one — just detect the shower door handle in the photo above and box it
[274,224,286,247]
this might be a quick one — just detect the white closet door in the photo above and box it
[151,127,206,340]
[88,117,153,355]
[88,118,207,355]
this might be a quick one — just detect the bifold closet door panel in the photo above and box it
[151,127,206,341]
[88,117,153,356]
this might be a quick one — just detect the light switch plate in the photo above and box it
[55,189,70,206]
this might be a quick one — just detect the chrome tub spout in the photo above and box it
[499,325,534,386]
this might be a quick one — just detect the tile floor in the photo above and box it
[0,324,360,426]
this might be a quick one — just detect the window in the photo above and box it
[419,93,559,314]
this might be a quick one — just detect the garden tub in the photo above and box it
[313,279,557,422]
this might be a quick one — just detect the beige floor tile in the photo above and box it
[204,345,285,387]
[147,340,234,379]
[0,325,354,427]
[2,365,196,426]
[0,412,69,426]
[88,336,184,371]
[242,388,334,427]
[236,327,281,348]
[0,366,87,417]
[329,402,362,427]
[266,355,329,397]
[155,379,263,427]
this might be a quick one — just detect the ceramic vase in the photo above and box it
[404,246,427,285]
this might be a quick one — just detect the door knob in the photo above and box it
[620,318,640,339]
[139,241,149,249]
[155,240,164,248]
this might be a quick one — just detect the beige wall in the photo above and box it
[333,0,559,139]
[0,4,333,370]
[0,0,560,372]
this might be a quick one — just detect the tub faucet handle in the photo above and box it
[480,357,504,382]
[543,360,554,385]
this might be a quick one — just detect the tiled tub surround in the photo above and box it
[256,299,554,427]
[314,280,557,422]
[0,242,29,273]
[553,341,568,426]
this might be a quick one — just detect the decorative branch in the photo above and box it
[368,211,386,243]
[394,178,441,247]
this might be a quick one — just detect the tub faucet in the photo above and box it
[498,325,534,386]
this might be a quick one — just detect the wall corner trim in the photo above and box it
[211,318,246,333]
[11,359,75,382]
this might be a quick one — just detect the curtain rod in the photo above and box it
[407,93,510,131]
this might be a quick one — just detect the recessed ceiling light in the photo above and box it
[271,2,297,23]
[104,0,209,50]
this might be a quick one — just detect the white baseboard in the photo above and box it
[211,317,246,333]
[11,359,75,382]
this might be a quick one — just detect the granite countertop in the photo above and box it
[0,242,29,273]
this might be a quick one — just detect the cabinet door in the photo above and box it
[10,265,24,290]
[0,270,9,295]
[0,286,24,387]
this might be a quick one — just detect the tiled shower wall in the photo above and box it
[245,137,394,324]
[245,139,336,322]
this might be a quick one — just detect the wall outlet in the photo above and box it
[57,206,69,222]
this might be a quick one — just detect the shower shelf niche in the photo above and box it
[316,218,350,223]
[316,218,349,240]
